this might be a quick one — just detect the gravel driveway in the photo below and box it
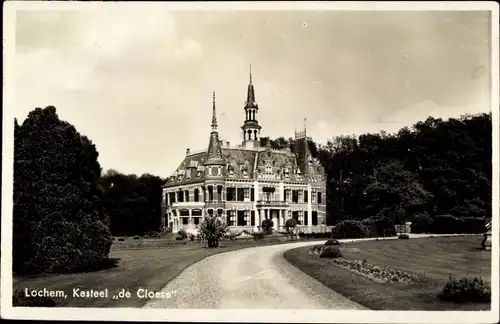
[142,234,475,309]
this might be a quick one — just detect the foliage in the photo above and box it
[284,218,298,233]
[325,239,340,246]
[177,229,188,240]
[251,232,265,240]
[175,236,184,241]
[361,216,396,237]
[118,237,126,242]
[410,212,433,233]
[398,234,410,239]
[319,247,343,258]
[198,216,227,248]
[13,289,56,307]
[438,276,491,303]
[100,169,165,237]
[13,106,113,275]
[314,113,491,228]
[133,235,140,240]
[332,220,371,239]
[261,219,274,233]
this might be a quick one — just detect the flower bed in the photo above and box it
[331,258,419,284]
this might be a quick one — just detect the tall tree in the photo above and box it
[14,106,113,275]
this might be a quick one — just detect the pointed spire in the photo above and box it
[211,90,217,132]
[304,117,307,137]
[245,65,256,108]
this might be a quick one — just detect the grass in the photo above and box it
[284,236,491,311]
[13,234,316,308]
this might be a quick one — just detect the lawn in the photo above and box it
[13,235,314,308]
[284,236,491,311]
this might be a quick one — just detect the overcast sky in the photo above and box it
[14,6,492,177]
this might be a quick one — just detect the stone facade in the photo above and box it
[162,68,327,233]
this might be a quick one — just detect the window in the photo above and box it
[285,190,291,202]
[312,211,318,225]
[227,187,236,201]
[169,192,176,204]
[251,210,255,226]
[177,190,184,203]
[194,188,200,202]
[298,190,303,203]
[186,169,191,179]
[185,190,189,202]
[244,210,250,226]
[265,164,272,173]
[194,217,200,225]
[304,211,308,225]
[251,188,255,201]
[237,211,246,226]
[182,217,188,225]
[211,166,218,176]
[304,191,308,203]
[244,188,250,199]
[292,190,299,203]
[317,192,322,204]
[208,186,214,201]
[312,190,316,203]
[227,210,236,226]
[217,186,223,201]
[192,209,202,216]
[237,188,245,201]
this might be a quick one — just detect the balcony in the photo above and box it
[256,200,289,208]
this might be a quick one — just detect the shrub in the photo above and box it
[261,219,274,233]
[432,215,464,234]
[332,220,370,239]
[13,289,57,307]
[285,218,298,233]
[145,231,159,238]
[251,232,265,240]
[298,232,306,238]
[177,229,188,240]
[319,247,343,258]
[117,237,125,242]
[411,212,433,233]
[325,239,340,246]
[362,217,396,237]
[188,233,195,241]
[309,245,325,255]
[398,234,410,239]
[175,236,184,241]
[438,276,491,303]
[461,217,486,234]
[198,216,227,248]
[133,235,140,240]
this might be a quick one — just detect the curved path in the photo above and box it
[143,234,472,309]
[143,240,366,309]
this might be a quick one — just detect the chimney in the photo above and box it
[186,148,191,155]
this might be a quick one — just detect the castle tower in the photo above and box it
[241,64,262,149]
[204,91,226,217]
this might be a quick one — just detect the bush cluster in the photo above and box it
[361,217,396,237]
[398,234,410,239]
[319,247,343,258]
[411,214,486,234]
[325,239,341,246]
[438,276,491,303]
[331,220,371,239]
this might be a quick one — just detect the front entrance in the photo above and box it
[270,210,279,230]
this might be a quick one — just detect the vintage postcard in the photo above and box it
[2,1,499,323]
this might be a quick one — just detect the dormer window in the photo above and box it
[186,169,192,179]
[265,164,272,173]
[197,170,202,177]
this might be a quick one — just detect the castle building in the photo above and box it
[162,67,327,233]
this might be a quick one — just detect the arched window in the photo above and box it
[247,130,252,140]
[194,188,199,202]
[253,130,257,140]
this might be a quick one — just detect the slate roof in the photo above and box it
[164,139,326,188]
